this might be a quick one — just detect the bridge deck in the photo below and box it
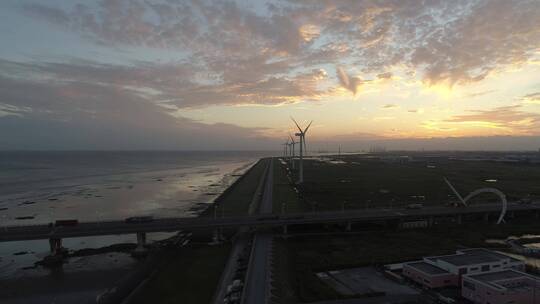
[1,203,538,242]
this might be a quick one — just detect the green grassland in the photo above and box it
[290,154,540,212]
[129,243,231,304]
[201,158,268,217]
[272,159,308,214]
[271,153,540,303]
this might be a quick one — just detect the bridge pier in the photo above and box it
[283,224,288,235]
[40,237,66,267]
[48,237,63,255]
[484,213,490,223]
[345,222,352,232]
[456,214,462,225]
[132,232,148,257]
[212,228,224,243]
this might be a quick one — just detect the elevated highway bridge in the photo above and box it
[1,203,539,251]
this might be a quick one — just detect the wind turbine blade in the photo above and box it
[304,120,313,133]
[291,117,303,132]
[289,134,295,143]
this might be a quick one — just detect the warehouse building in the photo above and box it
[462,269,540,304]
[403,249,524,289]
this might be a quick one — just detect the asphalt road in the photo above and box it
[212,159,270,304]
[243,158,274,304]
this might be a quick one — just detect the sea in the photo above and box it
[0,151,271,303]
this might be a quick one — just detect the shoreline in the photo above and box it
[124,158,271,304]
[0,156,263,303]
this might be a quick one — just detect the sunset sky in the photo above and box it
[1,0,540,150]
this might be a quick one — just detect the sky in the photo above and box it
[1,0,540,151]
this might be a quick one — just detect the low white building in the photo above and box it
[403,249,525,289]
[462,269,540,304]
[424,249,524,277]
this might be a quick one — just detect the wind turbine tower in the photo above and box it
[282,139,289,158]
[289,134,296,169]
[292,117,312,184]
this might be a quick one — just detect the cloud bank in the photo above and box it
[0,0,539,149]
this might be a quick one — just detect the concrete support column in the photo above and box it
[136,232,146,251]
[428,216,434,227]
[212,228,224,243]
[49,238,63,255]
[283,224,288,235]
[346,222,352,232]
[131,232,149,258]
[484,213,490,223]
[536,210,539,219]
[457,214,462,225]
[509,211,515,219]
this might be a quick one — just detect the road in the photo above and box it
[243,158,274,304]
[212,158,270,304]
[1,201,539,242]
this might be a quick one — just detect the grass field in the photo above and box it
[272,159,308,214]
[201,158,268,217]
[129,243,231,304]
[291,154,540,212]
[272,152,540,302]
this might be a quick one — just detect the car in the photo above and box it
[283,215,304,220]
[232,279,243,288]
[125,216,154,223]
[519,198,532,204]
[54,219,79,227]
[257,215,279,221]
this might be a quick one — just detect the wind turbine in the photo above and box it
[282,139,289,158]
[289,134,297,169]
[291,117,312,183]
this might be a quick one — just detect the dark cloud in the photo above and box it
[0,59,329,109]
[523,91,540,102]
[445,105,540,133]
[377,72,392,80]
[6,0,540,149]
[0,68,278,150]
[407,0,540,85]
[463,90,498,99]
[291,0,540,85]
[22,3,70,25]
[320,136,540,151]
[336,66,362,95]
[21,0,540,87]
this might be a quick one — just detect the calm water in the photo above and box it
[0,151,271,303]
[0,151,272,224]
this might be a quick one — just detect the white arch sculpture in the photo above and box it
[463,188,507,225]
[444,178,507,224]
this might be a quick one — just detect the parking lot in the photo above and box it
[317,267,420,298]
